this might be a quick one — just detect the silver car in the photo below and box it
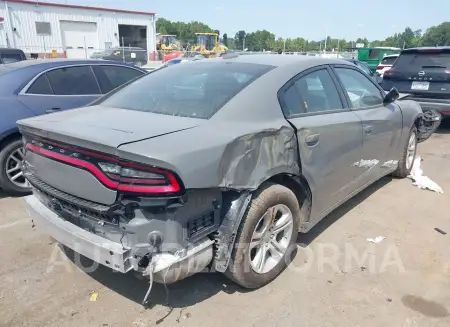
[18,55,440,295]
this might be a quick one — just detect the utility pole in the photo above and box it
[324,26,328,52]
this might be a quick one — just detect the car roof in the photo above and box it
[0,58,142,72]
[0,59,146,95]
[383,54,399,57]
[401,46,450,53]
[211,54,353,69]
[0,48,25,52]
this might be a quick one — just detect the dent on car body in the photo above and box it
[217,125,299,190]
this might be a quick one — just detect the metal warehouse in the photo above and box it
[0,0,156,60]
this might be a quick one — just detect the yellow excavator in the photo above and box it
[156,34,181,52]
[190,32,228,58]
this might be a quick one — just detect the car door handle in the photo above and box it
[363,125,372,135]
[45,108,61,114]
[305,133,320,147]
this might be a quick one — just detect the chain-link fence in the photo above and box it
[1,45,357,67]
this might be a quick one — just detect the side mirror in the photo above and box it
[383,87,400,104]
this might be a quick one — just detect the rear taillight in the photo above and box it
[25,137,183,195]
[98,161,182,194]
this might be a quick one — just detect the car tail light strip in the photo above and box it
[25,142,182,195]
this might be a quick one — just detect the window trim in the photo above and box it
[277,65,350,119]
[330,64,386,111]
[25,73,54,95]
[20,63,144,96]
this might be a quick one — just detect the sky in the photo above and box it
[50,0,448,41]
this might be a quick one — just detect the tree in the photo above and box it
[155,18,450,52]
[234,30,246,50]
[222,33,228,47]
[422,22,450,46]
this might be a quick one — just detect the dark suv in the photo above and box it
[0,48,26,64]
[381,47,450,118]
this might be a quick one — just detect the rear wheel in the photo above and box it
[0,139,30,195]
[225,183,301,289]
[392,126,417,178]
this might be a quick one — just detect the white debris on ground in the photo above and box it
[408,155,444,193]
[367,236,386,244]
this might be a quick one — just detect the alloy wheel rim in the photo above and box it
[406,132,417,170]
[249,204,294,274]
[5,147,28,188]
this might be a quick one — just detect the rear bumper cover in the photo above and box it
[26,195,132,272]
[25,195,215,283]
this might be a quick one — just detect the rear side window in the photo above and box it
[27,74,53,95]
[101,62,274,119]
[394,51,450,69]
[46,66,101,95]
[381,56,397,65]
[92,65,144,93]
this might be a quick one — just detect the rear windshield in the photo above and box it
[381,56,397,65]
[101,62,274,119]
[394,51,450,69]
[1,53,23,61]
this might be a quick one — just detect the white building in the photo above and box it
[0,0,156,59]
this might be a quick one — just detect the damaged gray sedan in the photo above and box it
[18,55,441,294]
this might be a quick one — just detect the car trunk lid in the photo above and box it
[18,105,200,205]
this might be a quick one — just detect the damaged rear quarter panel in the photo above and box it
[117,122,299,191]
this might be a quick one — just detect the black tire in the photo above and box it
[392,126,418,178]
[0,138,30,195]
[225,183,301,289]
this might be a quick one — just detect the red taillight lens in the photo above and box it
[98,161,182,193]
[25,138,183,195]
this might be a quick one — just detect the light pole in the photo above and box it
[242,34,246,51]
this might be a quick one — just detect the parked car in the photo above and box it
[19,56,440,295]
[375,54,399,78]
[90,47,148,67]
[0,59,147,195]
[381,47,450,119]
[0,48,26,64]
[163,55,206,67]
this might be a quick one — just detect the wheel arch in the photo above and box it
[0,129,21,152]
[265,173,312,222]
